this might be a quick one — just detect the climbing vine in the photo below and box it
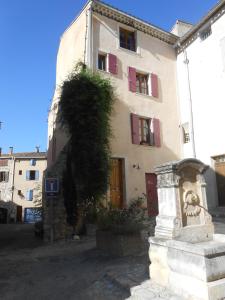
[59,64,115,229]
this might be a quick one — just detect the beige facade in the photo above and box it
[0,150,46,223]
[47,0,182,211]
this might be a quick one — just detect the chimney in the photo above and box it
[9,147,13,155]
[36,146,40,153]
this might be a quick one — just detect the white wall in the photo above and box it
[177,13,225,208]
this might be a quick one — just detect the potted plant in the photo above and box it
[96,198,147,256]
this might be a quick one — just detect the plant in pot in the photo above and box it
[96,197,147,256]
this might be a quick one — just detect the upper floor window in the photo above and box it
[19,170,22,175]
[30,159,36,166]
[128,67,158,98]
[98,54,107,71]
[200,26,212,41]
[26,170,39,181]
[139,118,151,144]
[131,114,161,147]
[136,73,149,95]
[0,172,9,182]
[120,28,136,52]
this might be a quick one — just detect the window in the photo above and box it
[128,67,158,97]
[26,170,39,181]
[0,172,9,182]
[19,170,22,175]
[30,159,36,166]
[120,28,136,51]
[98,54,106,71]
[18,190,22,195]
[26,190,33,201]
[139,118,151,144]
[200,26,212,41]
[181,123,190,144]
[136,73,149,95]
[131,114,161,147]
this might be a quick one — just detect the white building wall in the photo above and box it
[177,12,225,208]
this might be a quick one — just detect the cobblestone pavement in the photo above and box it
[0,220,225,300]
[0,224,149,300]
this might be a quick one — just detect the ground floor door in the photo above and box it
[215,161,225,206]
[110,158,124,208]
[0,208,8,224]
[145,173,158,216]
[16,206,22,223]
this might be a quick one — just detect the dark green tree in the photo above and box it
[59,64,115,231]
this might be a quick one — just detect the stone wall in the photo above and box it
[43,144,73,241]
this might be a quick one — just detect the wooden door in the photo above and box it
[16,206,22,223]
[145,173,158,216]
[110,159,124,208]
[215,162,225,206]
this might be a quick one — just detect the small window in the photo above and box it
[200,26,212,41]
[19,170,22,175]
[139,118,151,144]
[120,28,136,52]
[18,190,22,195]
[136,73,149,95]
[30,159,36,166]
[0,172,9,182]
[98,54,107,71]
[181,123,190,144]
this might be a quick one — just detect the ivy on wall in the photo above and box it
[59,64,115,228]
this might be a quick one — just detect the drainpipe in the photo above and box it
[85,3,93,69]
[182,48,196,158]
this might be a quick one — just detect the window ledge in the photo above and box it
[135,92,152,99]
[117,47,140,57]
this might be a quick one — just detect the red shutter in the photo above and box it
[128,67,136,92]
[130,113,140,144]
[153,118,161,147]
[108,54,117,74]
[151,73,158,98]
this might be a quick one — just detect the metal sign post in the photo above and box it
[45,178,59,243]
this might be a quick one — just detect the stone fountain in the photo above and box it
[128,158,225,300]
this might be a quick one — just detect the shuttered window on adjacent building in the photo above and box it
[130,113,161,147]
[26,170,39,181]
[0,171,9,182]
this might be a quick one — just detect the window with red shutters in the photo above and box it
[131,114,161,147]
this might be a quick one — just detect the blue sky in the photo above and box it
[0,0,218,153]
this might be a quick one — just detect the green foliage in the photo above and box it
[96,197,147,234]
[59,65,115,226]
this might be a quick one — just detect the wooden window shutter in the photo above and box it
[35,171,39,180]
[153,118,161,147]
[108,54,117,74]
[128,67,136,92]
[26,171,30,180]
[151,73,158,98]
[130,113,140,144]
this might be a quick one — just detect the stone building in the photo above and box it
[47,0,181,217]
[0,148,47,223]
[46,0,225,239]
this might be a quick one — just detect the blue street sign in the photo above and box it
[45,178,59,195]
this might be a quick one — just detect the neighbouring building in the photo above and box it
[175,0,225,209]
[46,0,225,239]
[0,148,47,223]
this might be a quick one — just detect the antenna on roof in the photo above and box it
[36,146,40,153]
